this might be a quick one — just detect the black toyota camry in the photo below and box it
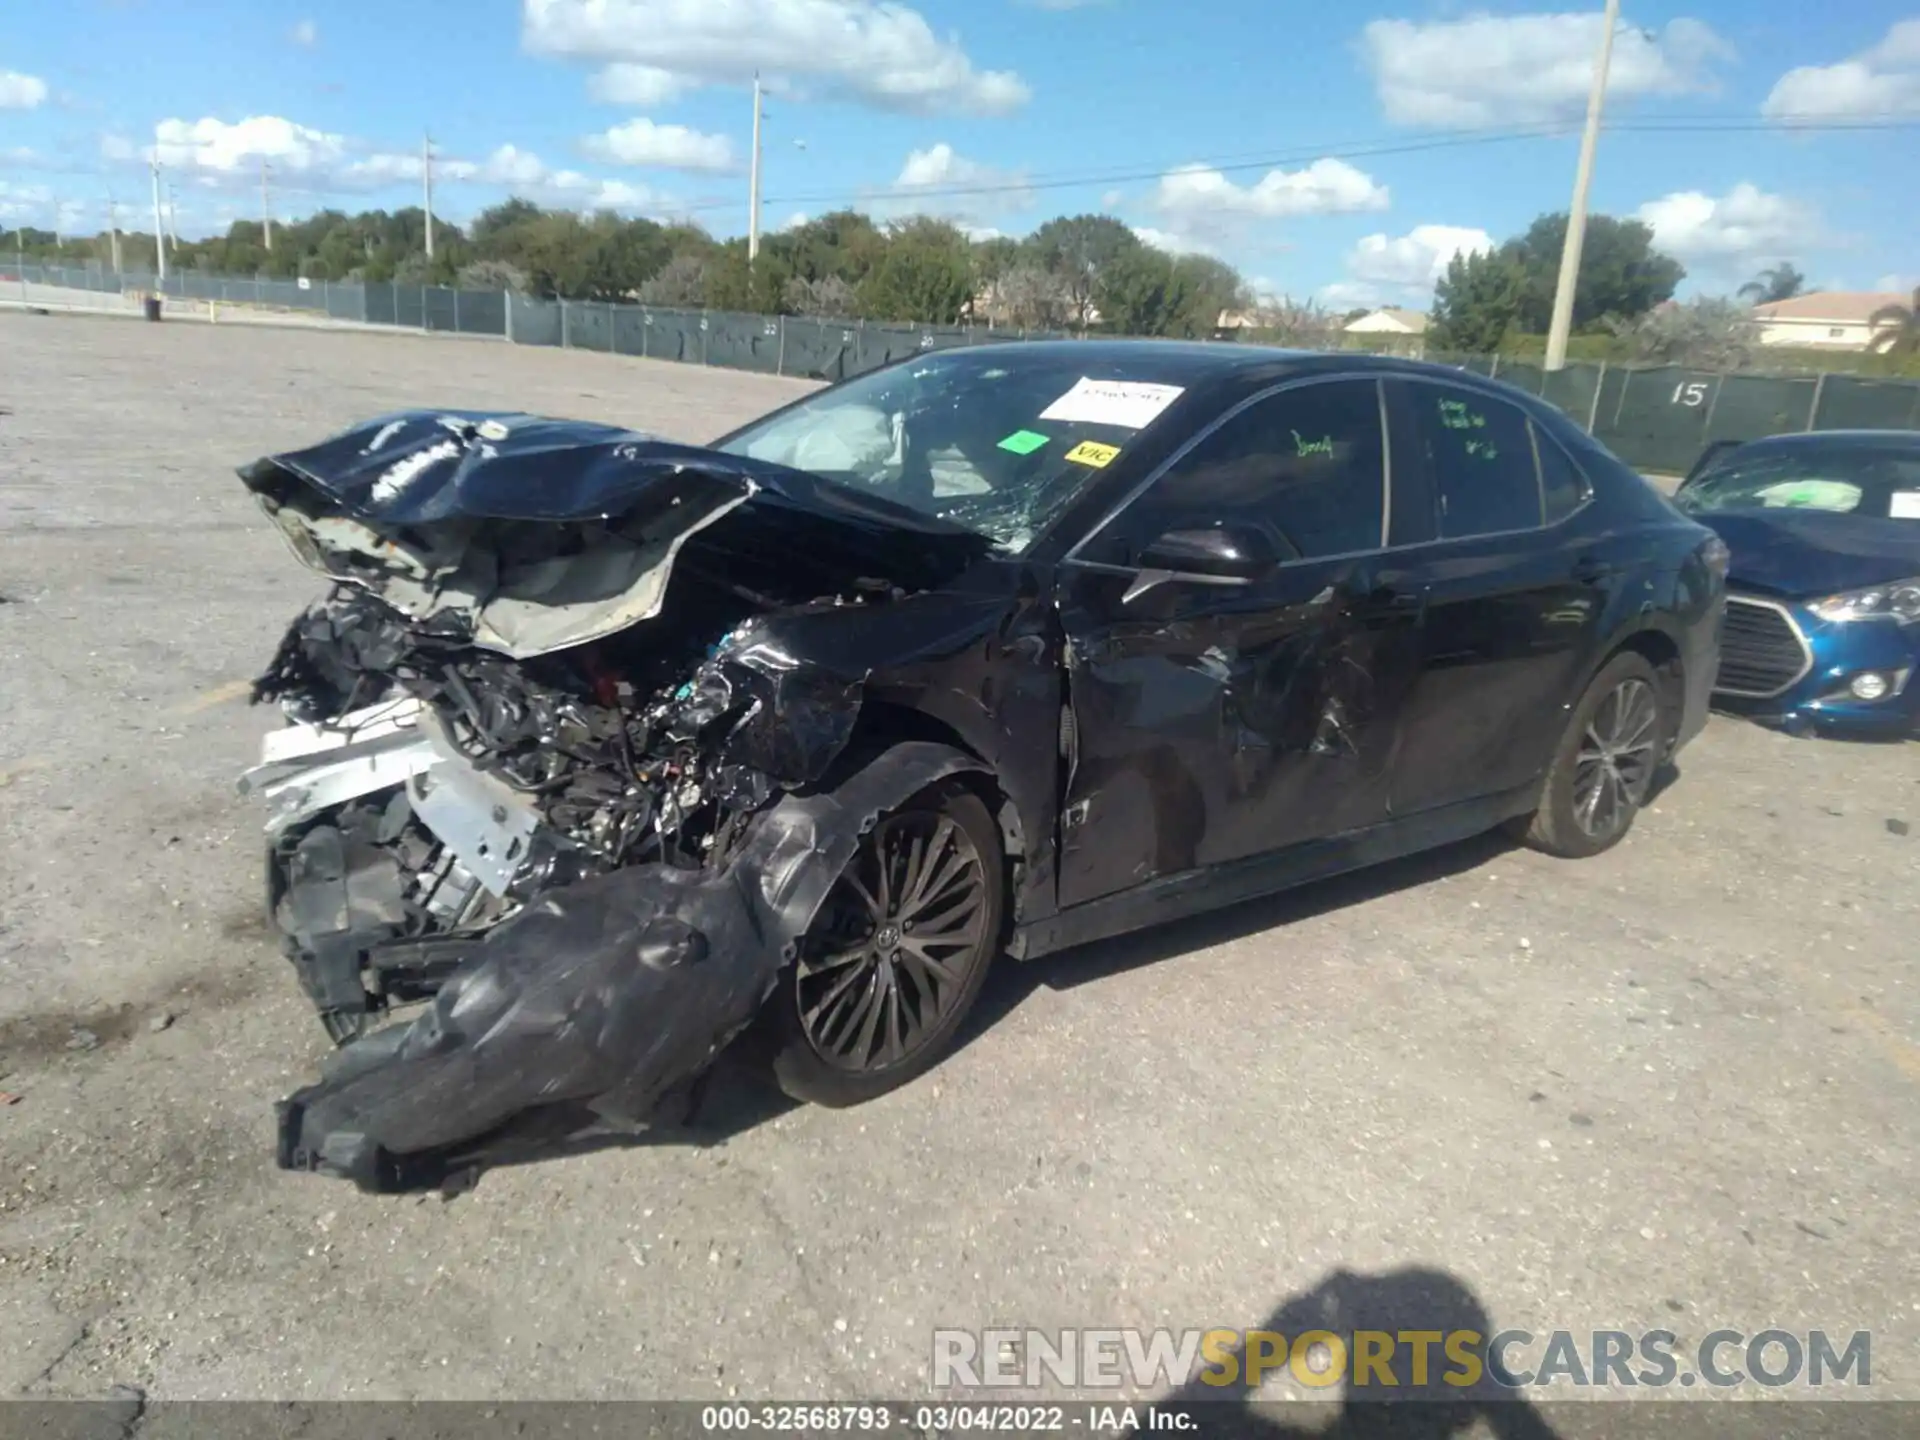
[240,341,1726,1188]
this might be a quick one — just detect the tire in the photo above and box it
[766,777,1005,1108]
[1509,651,1670,859]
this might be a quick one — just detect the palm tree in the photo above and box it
[1868,286,1920,358]
[1738,262,1806,304]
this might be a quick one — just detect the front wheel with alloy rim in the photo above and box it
[766,777,1005,1108]
[1510,651,1671,859]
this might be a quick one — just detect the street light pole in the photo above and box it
[150,155,167,284]
[1544,0,1620,372]
[747,74,763,263]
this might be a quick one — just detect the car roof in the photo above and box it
[1730,428,1920,452]
[958,338,1531,392]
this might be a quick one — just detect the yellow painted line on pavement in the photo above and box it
[1845,1004,1920,1085]
[172,678,255,715]
[0,755,46,787]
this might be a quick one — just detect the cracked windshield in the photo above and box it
[718,350,1187,553]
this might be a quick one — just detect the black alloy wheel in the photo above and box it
[1572,676,1661,841]
[1511,650,1671,859]
[767,778,1004,1107]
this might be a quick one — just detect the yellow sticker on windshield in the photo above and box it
[1065,440,1121,469]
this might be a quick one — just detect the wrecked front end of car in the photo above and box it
[236,410,989,1189]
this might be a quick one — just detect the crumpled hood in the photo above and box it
[238,410,989,659]
[1698,510,1920,599]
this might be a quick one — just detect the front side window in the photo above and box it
[1409,383,1544,538]
[1084,379,1387,566]
[713,350,1197,554]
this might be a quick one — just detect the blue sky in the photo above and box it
[3,1,1917,308]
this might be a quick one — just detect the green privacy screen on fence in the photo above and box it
[14,262,1919,475]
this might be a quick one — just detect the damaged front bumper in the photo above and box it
[274,742,984,1191]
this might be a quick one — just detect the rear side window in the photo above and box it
[1088,378,1387,564]
[1410,384,1543,538]
[1535,427,1592,524]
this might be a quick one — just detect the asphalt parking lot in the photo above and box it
[2,313,1918,1418]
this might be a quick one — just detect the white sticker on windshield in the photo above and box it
[1891,490,1920,519]
[1038,377,1184,430]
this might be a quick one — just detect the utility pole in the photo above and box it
[150,155,167,283]
[1544,0,1620,372]
[107,193,122,273]
[166,183,179,253]
[747,74,763,263]
[261,159,274,251]
[423,130,435,260]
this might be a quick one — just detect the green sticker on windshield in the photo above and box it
[998,429,1051,456]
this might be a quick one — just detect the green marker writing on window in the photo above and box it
[1292,429,1334,458]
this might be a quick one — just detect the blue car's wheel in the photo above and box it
[1512,652,1670,858]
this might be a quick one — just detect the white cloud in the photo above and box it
[110,118,672,214]
[0,69,50,109]
[0,180,55,223]
[1349,224,1495,288]
[1317,224,1494,311]
[894,142,1022,195]
[521,0,1029,115]
[583,118,734,171]
[1361,12,1730,127]
[587,63,691,106]
[1128,225,1218,258]
[153,115,351,174]
[1874,273,1919,294]
[1763,20,1920,120]
[1635,183,1825,274]
[290,18,319,48]
[1153,159,1389,221]
[871,143,1031,224]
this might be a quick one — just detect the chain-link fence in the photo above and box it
[12,260,1919,475]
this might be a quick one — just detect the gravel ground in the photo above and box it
[2,313,1918,1421]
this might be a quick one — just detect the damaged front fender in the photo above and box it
[275,741,987,1191]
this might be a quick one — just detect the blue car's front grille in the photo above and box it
[1715,596,1811,699]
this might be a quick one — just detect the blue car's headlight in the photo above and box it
[1807,578,1920,624]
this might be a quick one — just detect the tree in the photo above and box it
[1244,296,1345,350]
[639,253,709,307]
[986,263,1072,329]
[1869,287,1920,358]
[859,218,973,323]
[1505,212,1684,332]
[1025,214,1142,328]
[1089,247,1247,339]
[1429,248,1527,354]
[783,274,858,317]
[1739,262,1806,305]
[1610,297,1756,369]
[458,259,529,292]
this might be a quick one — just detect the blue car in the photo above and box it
[1673,430,1920,737]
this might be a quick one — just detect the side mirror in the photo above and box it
[1139,524,1278,581]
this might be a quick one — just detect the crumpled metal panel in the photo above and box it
[240,409,991,541]
[274,742,986,1191]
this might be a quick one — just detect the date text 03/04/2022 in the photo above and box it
[699,1404,1199,1434]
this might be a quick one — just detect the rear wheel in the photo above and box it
[767,778,1004,1107]
[1510,652,1669,859]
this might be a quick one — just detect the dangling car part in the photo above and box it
[241,342,1725,1189]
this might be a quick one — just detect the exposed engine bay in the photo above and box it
[239,409,994,1188]
[245,577,845,1036]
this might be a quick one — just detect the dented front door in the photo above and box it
[1054,556,1422,907]
[1050,375,1424,909]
